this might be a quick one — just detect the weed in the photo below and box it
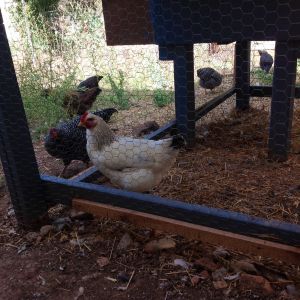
[105,71,130,110]
[153,89,174,107]
[20,72,75,139]
[252,69,273,85]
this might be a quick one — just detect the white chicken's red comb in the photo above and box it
[80,111,89,123]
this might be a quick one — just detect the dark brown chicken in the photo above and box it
[77,75,103,90]
[63,86,101,117]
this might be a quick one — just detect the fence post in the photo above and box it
[235,41,251,110]
[173,44,196,147]
[0,10,48,228]
[268,41,298,161]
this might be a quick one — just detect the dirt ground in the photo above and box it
[1,101,300,299]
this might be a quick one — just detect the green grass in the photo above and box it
[20,73,75,139]
[153,89,174,107]
[252,69,273,85]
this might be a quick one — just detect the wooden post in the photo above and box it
[0,10,48,228]
[235,41,251,110]
[268,41,298,161]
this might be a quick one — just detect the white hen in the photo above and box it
[79,112,185,192]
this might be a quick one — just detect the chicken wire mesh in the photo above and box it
[0,0,299,228]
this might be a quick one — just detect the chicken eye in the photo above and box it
[86,118,94,122]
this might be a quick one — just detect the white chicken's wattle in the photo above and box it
[79,112,185,192]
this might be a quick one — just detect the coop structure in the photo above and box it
[0,1,300,263]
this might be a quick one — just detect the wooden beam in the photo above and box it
[73,199,300,265]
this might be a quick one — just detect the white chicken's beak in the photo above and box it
[78,121,85,127]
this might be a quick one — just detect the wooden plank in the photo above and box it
[73,199,300,265]
[41,174,300,247]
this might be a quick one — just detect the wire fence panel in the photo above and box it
[0,0,299,232]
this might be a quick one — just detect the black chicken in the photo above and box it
[77,75,103,90]
[197,67,222,92]
[258,50,273,73]
[44,108,118,177]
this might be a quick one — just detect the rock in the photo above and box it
[97,256,109,268]
[25,231,40,243]
[231,260,258,274]
[212,267,228,281]
[7,207,15,217]
[199,270,210,280]
[117,271,130,283]
[52,217,72,231]
[69,209,93,221]
[132,121,160,137]
[286,284,300,297]
[181,275,189,283]
[213,246,231,259]
[117,233,133,250]
[144,238,176,252]
[191,275,200,286]
[239,274,274,296]
[173,258,192,269]
[17,243,28,254]
[74,287,84,300]
[159,281,170,289]
[194,257,218,272]
[213,280,228,289]
[40,225,55,237]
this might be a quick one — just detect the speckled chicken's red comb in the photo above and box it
[80,111,89,123]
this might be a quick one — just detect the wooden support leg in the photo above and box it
[173,44,196,147]
[268,41,298,161]
[235,41,251,110]
[0,10,48,228]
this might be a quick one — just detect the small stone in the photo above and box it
[286,284,300,297]
[181,275,189,283]
[97,256,109,268]
[239,274,274,296]
[25,231,40,243]
[213,280,228,289]
[191,275,200,286]
[194,257,218,271]
[74,287,84,300]
[173,258,192,269]
[213,246,231,259]
[199,270,210,280]
[144,238,176,252]
[40,225,55,237]
[117,233,133,250]
[52,217,71,231]
[159,281,170,289]
[212,267,228,281]
[117,271,130,283]
[70,209,93,221]
[7,207,15,217]
[231,260,258,274]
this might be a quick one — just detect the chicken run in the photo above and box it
[1,0,300,268]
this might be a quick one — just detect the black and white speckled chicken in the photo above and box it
[44,108,118,177]
[197,67,222,92]
[258,50,273,73]
[77,75,103,90]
